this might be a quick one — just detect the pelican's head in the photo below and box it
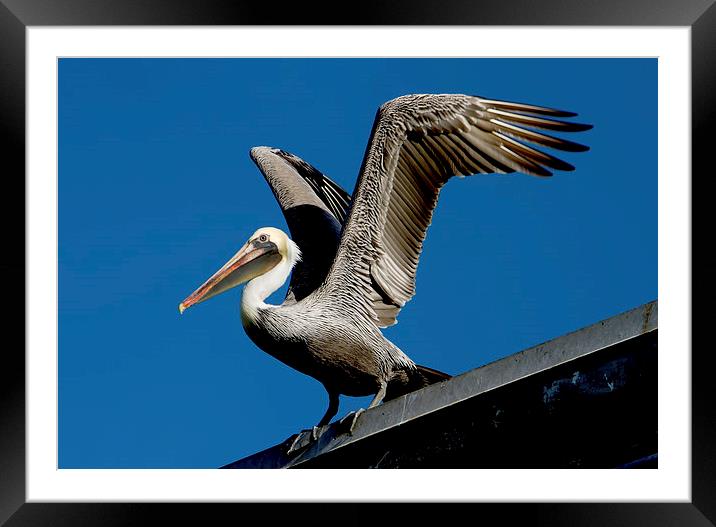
[179,227,299,314]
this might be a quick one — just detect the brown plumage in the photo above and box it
[180,93,592,429]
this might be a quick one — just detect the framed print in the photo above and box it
[1,0,711,525]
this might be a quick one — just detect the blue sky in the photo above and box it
[58,58,656,468]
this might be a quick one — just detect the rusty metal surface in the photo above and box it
[222,300,657,469]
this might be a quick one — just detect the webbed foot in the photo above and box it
[286,425,326,455]
[338,408,365,436]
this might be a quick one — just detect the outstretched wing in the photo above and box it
[250,147,352,302]
[317,94,592,327]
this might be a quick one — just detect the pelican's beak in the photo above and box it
[179,238,281,314]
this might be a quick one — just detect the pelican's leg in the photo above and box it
[339,381,388,436]
[287,390,340,455]
[341,381,388,435]
[316,390,340,428]
[340,408,364,435]
[368,380,388,408]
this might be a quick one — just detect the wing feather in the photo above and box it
[250,147,352,302]
[316,94,591,327]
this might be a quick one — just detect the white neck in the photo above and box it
[240,240,301,325]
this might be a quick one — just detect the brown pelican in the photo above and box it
[179,93,592,433]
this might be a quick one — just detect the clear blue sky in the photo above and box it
[58,58,656,468]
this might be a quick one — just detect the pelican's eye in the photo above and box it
[258,234,269,243]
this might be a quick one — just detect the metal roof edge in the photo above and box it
[222,300,657,468]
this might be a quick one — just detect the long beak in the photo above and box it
[179,240,281,314]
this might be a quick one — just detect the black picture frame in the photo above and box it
[0,1,710,525]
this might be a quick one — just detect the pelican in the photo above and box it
[179,93,592,433]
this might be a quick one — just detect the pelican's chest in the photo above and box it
[240,304,384,395]
[241,308,312,368]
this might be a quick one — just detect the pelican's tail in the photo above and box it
[415,364,451,385]
[385,364,451,401]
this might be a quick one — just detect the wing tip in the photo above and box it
[554,110,578,118]
[476,96,587,119]
[249,145,278,162]
[568,122,594,133]
[565,141,591,153]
